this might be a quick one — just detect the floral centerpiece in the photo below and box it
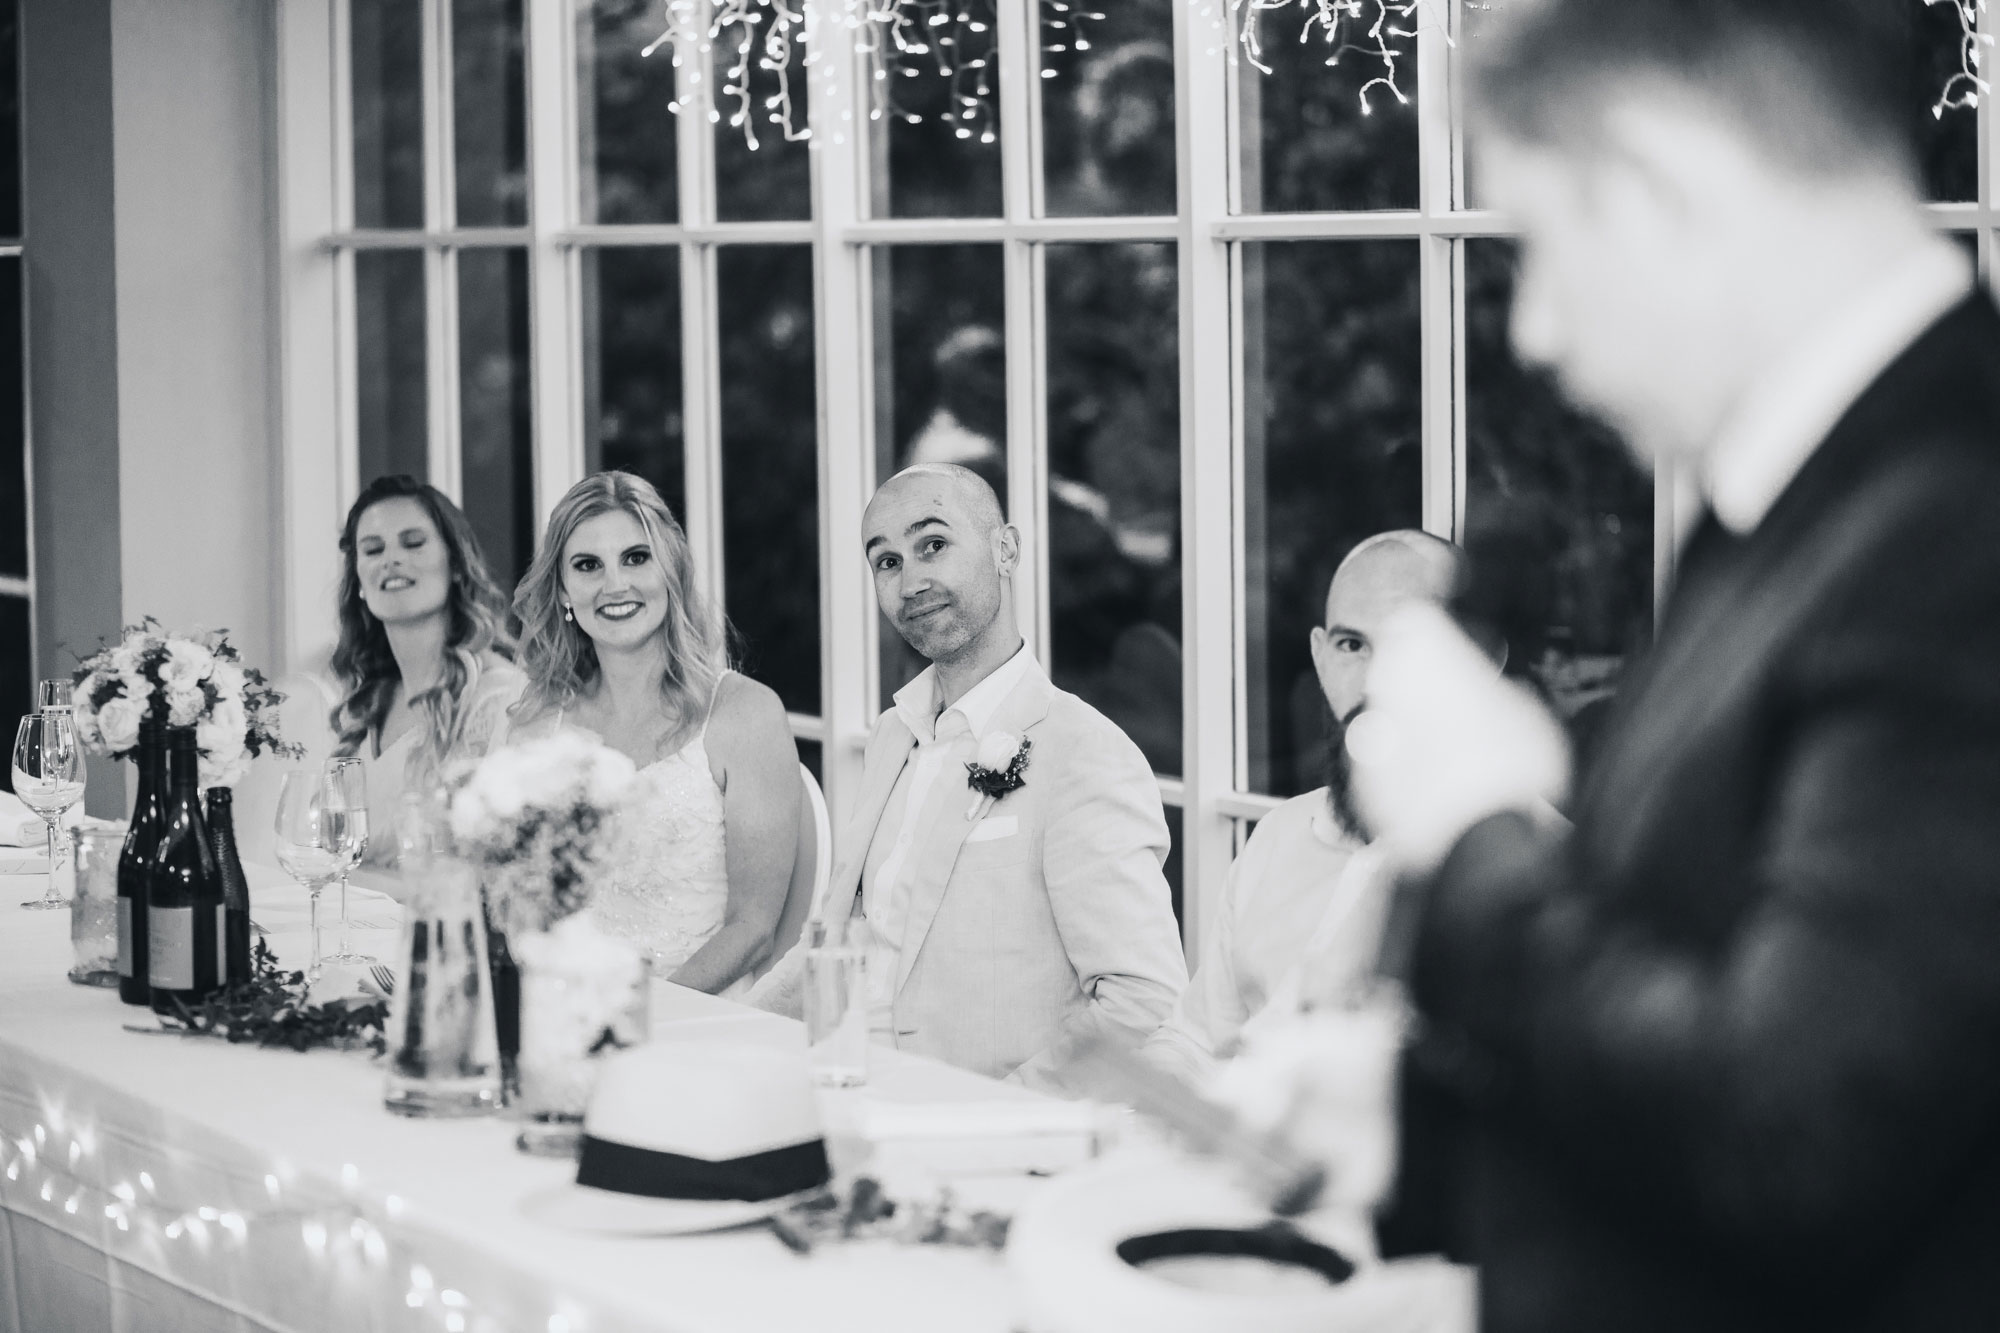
[446,730,647,1153]
[70,619,300,788]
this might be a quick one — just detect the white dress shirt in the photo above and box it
[1704,241,1973,535]
[1142,789,1384,1084]
[858,641,1034,1010]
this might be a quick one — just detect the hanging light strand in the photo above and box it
[1930,0,1991,118]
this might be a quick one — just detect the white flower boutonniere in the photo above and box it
[965,731,1032,821]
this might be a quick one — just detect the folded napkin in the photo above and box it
[0,849,50,876]
[0,791,85,847]
[856,1098,1103,1178]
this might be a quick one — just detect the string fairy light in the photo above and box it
[1930,0,1991,117]
[643,0,1100,149]
[0,1117,584,1333]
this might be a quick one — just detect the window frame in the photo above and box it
[277,0,2000,955]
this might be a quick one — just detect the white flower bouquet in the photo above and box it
[446,730,637,935]
[70,619,300,789]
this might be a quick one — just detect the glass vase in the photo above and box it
[511,913,650,1157]
[383,857,502,1118]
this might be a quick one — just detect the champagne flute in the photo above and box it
[13,713,85,910]
[271,767,349,980]
[322,757,373,964]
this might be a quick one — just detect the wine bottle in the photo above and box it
[205,787,253,985]
[149,727,224,1013]
[116,719,168,1006]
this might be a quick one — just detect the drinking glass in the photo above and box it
[36,679,73,712]
[803,920,869,1088]
[12,713,85,910]
[271,767,350,979]
[322,757,373,964]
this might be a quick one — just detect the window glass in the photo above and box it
[1045,241,1180,778]
[1464,238,1652,758]
[452,0,529,227]
[582,247,685,519]
[1164,804,1184,929]
[1916,0,1978,203]
[1242,239,1421,799]
[1238,8,1418,213]
[714,29,811,222]
[577,0,679,225]
[871,244,1007,706]
[457,248,535,587]
[351,0,426,229]
[354,250,430,485]
[0,0,18,239]
[0,256,21,580]
[1041,0,1175,217]
[876,0,1003,218]
[719,245,821,717]
[0,594,26,796]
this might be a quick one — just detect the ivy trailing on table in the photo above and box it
[150,939,388,1054]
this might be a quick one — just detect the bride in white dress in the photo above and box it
[504,472,801,994]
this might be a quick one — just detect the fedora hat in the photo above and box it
[524,1040,831,1236]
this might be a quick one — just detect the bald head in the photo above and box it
[870,464,1005,540]
[1323,530,1465,626]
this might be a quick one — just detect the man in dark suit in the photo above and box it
[1330,3,2000,1330]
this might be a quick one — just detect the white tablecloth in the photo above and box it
[0,866,1059,1333]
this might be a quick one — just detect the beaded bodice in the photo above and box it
[587,735,730,977]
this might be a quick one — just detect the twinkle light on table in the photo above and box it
[0,1110,590,1333]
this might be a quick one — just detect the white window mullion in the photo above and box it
[422,0,461,498]
[810,14,879,823]
[998,0,1046,662]
[1981,0,1994,285]
[524,0,581,537]
[675,52,726,620]
[1176,0,1237,958]
[1417,0,1455,539]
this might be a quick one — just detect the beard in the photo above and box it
[1322,701,1372,844]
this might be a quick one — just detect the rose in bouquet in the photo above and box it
[446,730,637,935]
[71,618,301,789]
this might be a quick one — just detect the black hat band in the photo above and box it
[576,1134,831,1203]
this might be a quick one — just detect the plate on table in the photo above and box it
[0,851,50,876]
[521,1181,813,1237]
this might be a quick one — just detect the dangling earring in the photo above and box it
[563,604,573,623]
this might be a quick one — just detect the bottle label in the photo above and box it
[150,906,194,990]
[118,898,132,977]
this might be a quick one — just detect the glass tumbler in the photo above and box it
[804,921,870,1089]
[512,918,651,1157]
[69,824,127,986]
[383,858,502,1119]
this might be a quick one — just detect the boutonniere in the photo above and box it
[964,732,1032,821]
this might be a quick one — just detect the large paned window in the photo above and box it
[1,0,28,791]
[307,0,2000,945]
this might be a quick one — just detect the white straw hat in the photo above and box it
[523,1041,831,1236]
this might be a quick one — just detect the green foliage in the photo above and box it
[156,939,389,1056]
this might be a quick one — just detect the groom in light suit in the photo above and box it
[749,464,1187,1092]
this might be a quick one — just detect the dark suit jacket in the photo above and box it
[1377,294,2000,1332]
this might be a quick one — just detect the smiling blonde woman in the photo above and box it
[504,471,800,996]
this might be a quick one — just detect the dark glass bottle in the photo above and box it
[149,727,225,1013]
[205,787,253,985]
[116,719,168,1006]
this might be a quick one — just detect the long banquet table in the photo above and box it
[0,866,1055,1333]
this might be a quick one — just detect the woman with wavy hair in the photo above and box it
[508,471,799,995]
[331,475,525,866]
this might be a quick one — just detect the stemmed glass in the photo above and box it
[12,712,85,910]
[322,757,373,965]
[272,767,358,980]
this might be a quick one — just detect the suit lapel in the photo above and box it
[893,662,1057,995]
[824,716,918,925]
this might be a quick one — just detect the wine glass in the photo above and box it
[271,767,351,980]
[322,757,373,965]
[12,713,85,910]
[36,679,73,713]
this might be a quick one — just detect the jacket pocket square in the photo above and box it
[965,815,1018,844]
